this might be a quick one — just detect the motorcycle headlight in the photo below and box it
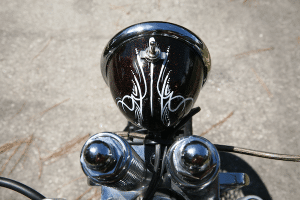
[100,22,211,133]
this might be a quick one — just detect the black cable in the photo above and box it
[0,177,46,200]
[215,144,300,162]
[143,144,162,200]
[160,146,168,178]
[173,107,200,133]
[153,144,161,172]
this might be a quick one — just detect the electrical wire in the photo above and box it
[215,144,300,162]
[160,146,168,178]
[0,177,46,200]
[153,144,161,172]
[143,144,162,200]
[172,107,200,133]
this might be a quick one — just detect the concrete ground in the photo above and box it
[0,0,299,199]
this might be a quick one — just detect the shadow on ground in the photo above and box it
[220,152,272,200]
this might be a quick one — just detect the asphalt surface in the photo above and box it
[0,0,299,199]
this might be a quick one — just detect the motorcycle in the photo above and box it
[0,22,299,200]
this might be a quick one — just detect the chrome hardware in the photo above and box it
[139,37,168,62]
[83,140,115,173]
[144,37,161,62]
[80,132,149,191]
[98,144,152,200]
[166,136,220,191]
[219,172,250,190]
[181,142,211,177]
[148,37,158,57]
[237,196,263,200]
[100,186,143,200]
[82,134,253,200]
[101,22,211,86]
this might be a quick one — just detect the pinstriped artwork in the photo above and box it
[116,38,193,127]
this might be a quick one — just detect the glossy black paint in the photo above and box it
[106,36,205,132]
[101,22,211,86]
